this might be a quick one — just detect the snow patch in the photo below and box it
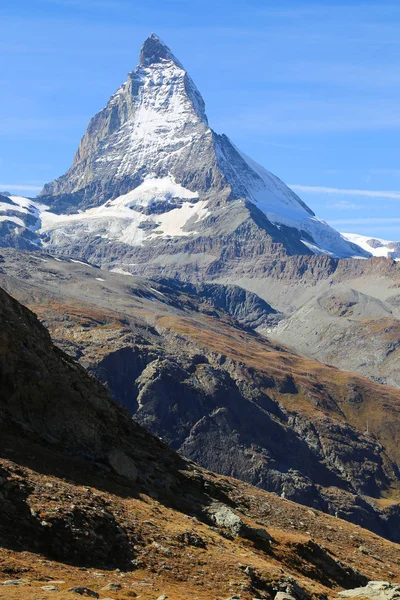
[149,286,166,297]
[39,175,209,248]
[150,199,209,238]
[110,267,133,276]
[0,215,25,227]
[341,232,400,260]
[107,175,198,210]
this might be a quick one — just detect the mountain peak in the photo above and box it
[36,35,367,261]
[139,33,184,68]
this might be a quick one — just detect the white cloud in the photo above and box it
[0,184,43,191]
[289,185,400,200]
[327,199,364,210]
[330,217,400,225]
[41,0,129,8]
[369,169,400,176]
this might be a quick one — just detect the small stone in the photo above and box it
[41,585,59,591]
[274,593,296,600]
[2,580,24,586]
[130,559,143,569]
[68,587,99,598]
[157,595,168,600]
[101,583,122,591]
[152,542,172,555]
[176,531,206,548]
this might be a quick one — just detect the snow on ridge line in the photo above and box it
[110,268,134,276]
[9,195,48,211]
[225,145,368,258]
[0,195,49,231]
[341,232,400,260]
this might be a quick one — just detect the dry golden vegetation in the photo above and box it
[1,430,400,600]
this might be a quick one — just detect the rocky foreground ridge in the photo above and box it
[1,282,400,600]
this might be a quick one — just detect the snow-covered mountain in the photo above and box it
[341,232,400,260]
[0,193,46,249]
[0,34,369,272]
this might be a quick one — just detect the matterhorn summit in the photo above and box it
[0,34,369,271]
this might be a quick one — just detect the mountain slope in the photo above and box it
[0,35,367,266]
[2,248,400,544]
[4,279,399,598]
[242,256,400,389]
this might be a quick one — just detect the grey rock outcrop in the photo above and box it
[155,279,279,328]
[107,449,138,482]
[338,581,400,600]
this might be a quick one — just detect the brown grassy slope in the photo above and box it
[28,295,400,473]
[155,313,400,470]
[1,429,400,600]
[3,285,400,599]
[20,292,400,512]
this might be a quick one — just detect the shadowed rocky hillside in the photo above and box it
[2,282,400,599]
[2,248,400,546]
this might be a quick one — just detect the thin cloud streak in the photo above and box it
[40,0,130,8]
[289,185,400,200]
[0,184,43,191]
[369,169,400,176]
[330,217,400,225]
[328,200,364,210]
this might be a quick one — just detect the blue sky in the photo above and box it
[1,0,400,238]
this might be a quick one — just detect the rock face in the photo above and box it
[257,257,400,389]
[338,581,400,599]
[155,278,279,328]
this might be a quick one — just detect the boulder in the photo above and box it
[68,587,99,598]
[107,449,138,482]
[101,583,122,591]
